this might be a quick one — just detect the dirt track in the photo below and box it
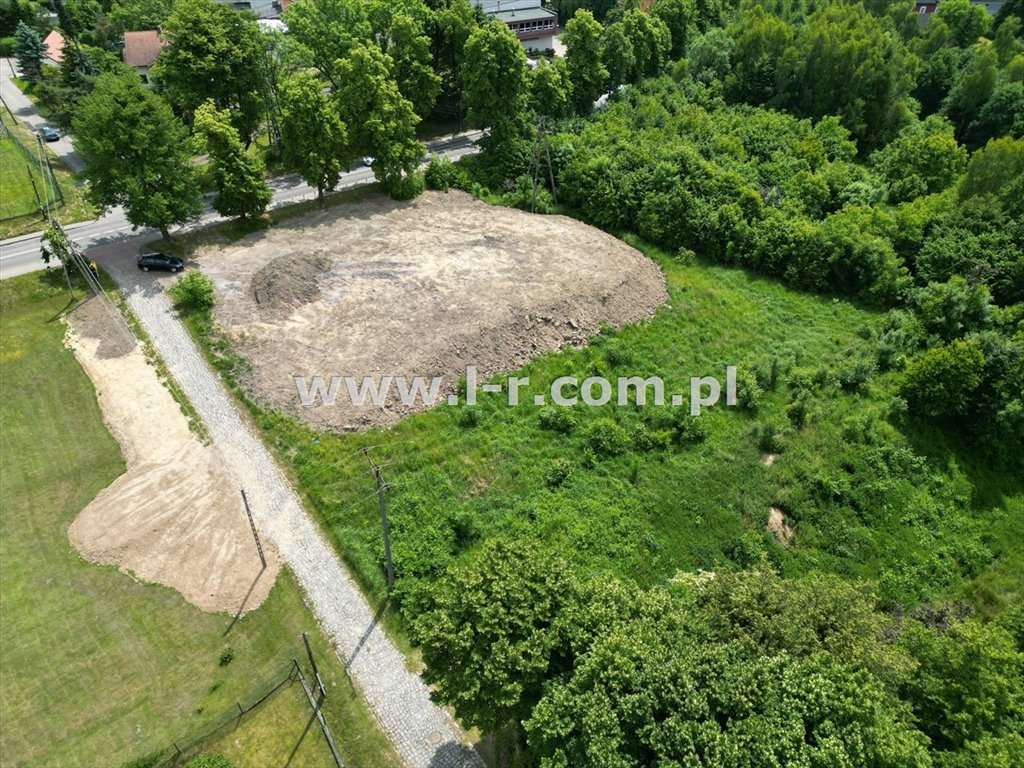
[198,190,667,431]
[65,299,278,614]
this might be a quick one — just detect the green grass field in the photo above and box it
[0,114,95,239]
[179,213,1022,623]
[0,272,400,768]
[0,124,42,220]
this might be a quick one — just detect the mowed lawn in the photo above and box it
[0,115,95,238]
[0,273,400,768]
[0,127,40,220]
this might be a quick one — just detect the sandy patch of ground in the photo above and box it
[66,298,279,614]
[198,190,668,431]
[767,506,794,547]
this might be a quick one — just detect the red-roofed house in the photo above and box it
[122,30,166,85]
[43,29,65,66]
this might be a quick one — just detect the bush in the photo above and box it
[501,175,555,214]
[786,392,810,429]
[218,646,234,666]
[455,406,480,428]
[673,412,708,445]
[585,418,630,457]
[184,756,234,768]
[168,270,215,311]
[544,458,572,488]
[901,339,986,418]
[538,406,577,433]
[121,753,161,768]
[632,424,672,452]
[389,171,425,201]
[425,156,466,192]
[735,370,763,410]
[752,423,781,453]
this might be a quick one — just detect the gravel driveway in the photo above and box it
[101,243,485,768]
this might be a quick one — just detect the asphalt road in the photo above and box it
[0,131,483,279]
[1,57,84,173]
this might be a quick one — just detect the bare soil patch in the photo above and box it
[66,299,279,614]
[767,506,794,547]
[198,190,667,431]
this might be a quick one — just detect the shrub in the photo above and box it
[673,412,708,445]
[585,418,631,457]
[544,458,572,488]
[752,422,781,453]
[632,424,672,452]
[876,309,925,371]
[917,276,992,343]
[425,156,466,191]
[501,175,555,214]
[168,270,215,311]
[786,392,810,429]
[184,756,234,768]
[735,370,763,410]
[455,406,480,428]
[836,355,876,393]
[901,339,986,418]
[538,406,577,434]
[218,646,234,667]
[389,171,425,201]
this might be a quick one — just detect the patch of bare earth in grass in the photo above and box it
[66,298,279,614]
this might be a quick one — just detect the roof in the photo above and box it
[43,30,65,64]
[473,0,557,23]
[122,30,164,68]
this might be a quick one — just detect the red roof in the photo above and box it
[122,30,165,68]
[43,30,65,64]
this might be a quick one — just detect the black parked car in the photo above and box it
[38,127,60,142]
[137,253,185,273]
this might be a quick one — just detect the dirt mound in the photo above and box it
[65,308,279,614]
[251,252,334,312]
[70,295,137,359]
[198,190,668,432]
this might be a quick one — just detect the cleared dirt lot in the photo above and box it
[66,299,279,614]
[198,190,667,431]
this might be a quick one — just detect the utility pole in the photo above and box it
[363,448,394,589]
[302,631,327,709]
[240,489,267,569]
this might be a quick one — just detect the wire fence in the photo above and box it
[0,110,65,222]
[144,663,295,768]
[130,657,344,768]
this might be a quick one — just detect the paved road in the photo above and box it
[1,57,84,172]
[0,130,483,279]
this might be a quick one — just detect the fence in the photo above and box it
[135,657,343,768]
[0,110,65,222]
[146,663,294,767]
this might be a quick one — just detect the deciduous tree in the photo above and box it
[193,100,271,220]
[388,12,441,119]
[563,9,607,114]
[334,41,424,197]
[279,70,352,205]
[73,70,201,239]
[153,0,266,142]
